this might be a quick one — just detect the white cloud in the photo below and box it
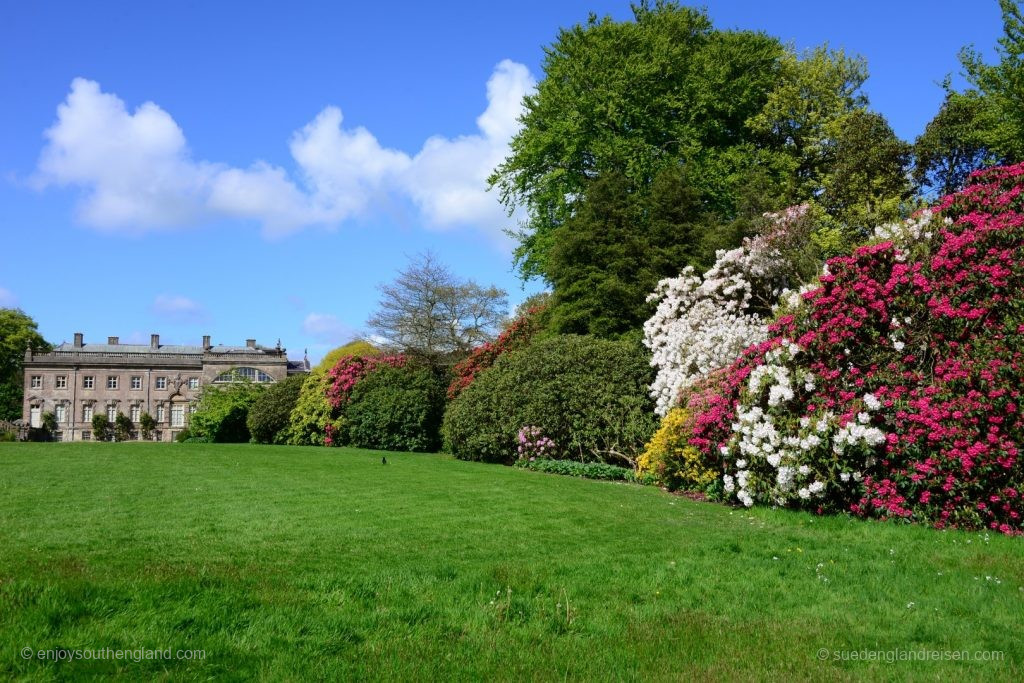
[34,61,535,241]
[151,294,208,324]
[0,287,16,307]
[301,313,355,345]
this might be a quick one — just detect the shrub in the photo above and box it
[638,406,718,491]
[643,204,821,415]
[247,375,305,444]
[443,335,657,464]
[287,368,334,446]
[514,457,637,482]
[189,382,264,443]
[91,414,113,442]
[345,364,447,452]
[447,304,546,399]
[315,339,382,373]
[691,164,1024,534]
[287,352,403,447]
[139,412,156,441]
[0,430,15,442]
[114,412,133,442]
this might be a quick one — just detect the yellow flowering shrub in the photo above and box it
[638,407,718,491]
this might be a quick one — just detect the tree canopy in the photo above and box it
[367,252,507,364]
[0,308,51,421]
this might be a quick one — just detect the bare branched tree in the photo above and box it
[367,252,508,364]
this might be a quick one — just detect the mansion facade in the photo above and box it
[22,333,309,441]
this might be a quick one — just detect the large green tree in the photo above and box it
[544,167,715,338]
[489,2,786,280]
[818,109,913,236]
[960,0,1024,162]
[914,91,1001,196]
[0,309,51,421]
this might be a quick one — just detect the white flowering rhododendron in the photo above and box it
[722,341,884,508]
[644,205,810,415]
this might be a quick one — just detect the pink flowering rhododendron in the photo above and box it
[676,164,1024,534]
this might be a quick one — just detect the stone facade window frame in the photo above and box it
[188,377,200,390]
[155,377,167,390]
[55,375,67,389]
[106,375,118,390]
[83,376,94,389]
[130,376,142,390]
[30,375,42,389]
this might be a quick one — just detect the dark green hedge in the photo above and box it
[247,375,306,444]
[442,335,657,464]
[345,365,447,452]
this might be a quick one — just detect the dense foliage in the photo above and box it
[643,204,821,415]
[490,3,789,280]
[958,0,1024,163]
[0,308,50,421]
[345,364,447,452]
[668,164,1024,533]
[247,375,305,445]
[637,406,718,491]
[447,303,546,399]
[443,335,657,464]
[188,381,264,443]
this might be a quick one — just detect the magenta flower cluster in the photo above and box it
[679,164,1024,534]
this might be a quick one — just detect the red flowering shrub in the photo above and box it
[321,354,405,446]
[681,164,1024,534]
[446,305,546,399]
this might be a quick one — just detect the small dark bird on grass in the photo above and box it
[382,456,387,465]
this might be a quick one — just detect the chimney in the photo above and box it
[151,334,160,349]
[108,336,119,345]
[73,332,83,348]
[246,339,256,349]
[202,335,211,350]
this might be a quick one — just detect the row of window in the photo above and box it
[47,403,193,427]
[30,375,200,391]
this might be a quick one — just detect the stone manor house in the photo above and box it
[22,333,309,441]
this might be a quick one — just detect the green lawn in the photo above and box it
[0,443,1021,681]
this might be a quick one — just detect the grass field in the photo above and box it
[0,443,1021,681]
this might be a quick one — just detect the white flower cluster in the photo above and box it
[643,208,810,416]
[722,344,884,509]
[872,210,946,248]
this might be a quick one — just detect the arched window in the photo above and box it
[213,367,275,384]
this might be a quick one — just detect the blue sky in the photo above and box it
[0,1,1007,362]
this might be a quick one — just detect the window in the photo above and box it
[188,377,200,389]
[82,404,93,422]
[171,405,185,427]
[55,405,66,423]
[81,430,91,441]
[56,375,67,389]
[107,376,118,390]
[106,405,117,421]
[130,405,140,422]
[30,375,42,388]
[83,376,94,389]
[213,367,275,383]
[155,377,167,390]
[130,376,142,390]
[156,405,165,422]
